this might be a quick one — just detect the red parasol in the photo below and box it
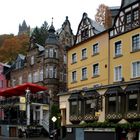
[0,83,48,97]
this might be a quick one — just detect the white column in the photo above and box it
[26,89,30,126]
[40,106,43,125]
[33,106,36,121]
[26,102,30,125]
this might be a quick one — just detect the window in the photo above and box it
[132,61,140,78]
[93,63,99,76]
[70,101,78,115]
[81,48,87,59]
[50,48,53,58]
[115,41,122,56]
[49,67,53,78]
[33,71,39,82]
[54,49,58,58]
[114,66,122,81]
[28,73,32,82]
[19,76,22,84]
[85,99,97,114]
[40,69,43,81]
[128,94,137,111]
[81,28,88,40]
[82,67,87,80]
[72,53,77,63]
[72,71,77,82]
[92,43,99,55]
[126,13,131,24]
[16,60,22,69]
[45,49,49,58]
[0,80,3,88]
[133,10,139,21]
[12,79,16,87]
[46,66,57,78]
[53,67,57,78]
[0,66,3,74]
[108,96,116,113]
[31,56,34,65]
[64,73,67,82]
[132,34,140,51]
[64,54,67,64]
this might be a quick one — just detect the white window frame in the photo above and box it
[33,71,39,82]
[114,41,122,56]
[92,43,99,55]
[72,53,77,63]
[49,48,54,58]
[131,34,140,51]
[81,67,87,80]
[28,73,32,82]
[114,65,122,82]
[19,76,22,84]
[131,60,140,78]
[72,71,77,82]
[40,69,43,81]
[93,63,99,76]
[45,49,49,58]
[81,48,87,59]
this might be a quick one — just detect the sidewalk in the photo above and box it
[0,136,51,140]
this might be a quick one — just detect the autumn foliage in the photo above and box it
[0,34,29,62]
[95,4,112,29]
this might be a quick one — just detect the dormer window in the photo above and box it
[81,28,88,40]
[133,10,139,21]
[16,60,22,69]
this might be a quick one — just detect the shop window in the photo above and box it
[128,94,138,111]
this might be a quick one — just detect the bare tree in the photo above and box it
[95,4,112,29]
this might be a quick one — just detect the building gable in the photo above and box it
[110,0,140,38]
[75,13,104,44]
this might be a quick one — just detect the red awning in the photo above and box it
[0,83,48,97]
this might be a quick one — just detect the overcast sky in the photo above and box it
[0,0,121,35]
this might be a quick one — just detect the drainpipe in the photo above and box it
[108,32,110,85]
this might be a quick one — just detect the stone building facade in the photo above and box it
[11,17,74,102]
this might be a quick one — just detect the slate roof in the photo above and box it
[89,18,105,34]
[122,0,138,8]
[18,54,25,60]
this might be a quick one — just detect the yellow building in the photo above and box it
[59,1,140,140]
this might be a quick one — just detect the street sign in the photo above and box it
[51,116,57,122]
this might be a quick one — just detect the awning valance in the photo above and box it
[105,86,124,95]
[68,91,83,101]
[0,82,48,97]
[125,83,140,93]
[82,90,99,98]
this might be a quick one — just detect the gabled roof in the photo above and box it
[75,12,105,44]
[18,54,26,60]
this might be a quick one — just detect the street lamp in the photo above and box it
[25,88,31,126]
[52,116,57,131]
